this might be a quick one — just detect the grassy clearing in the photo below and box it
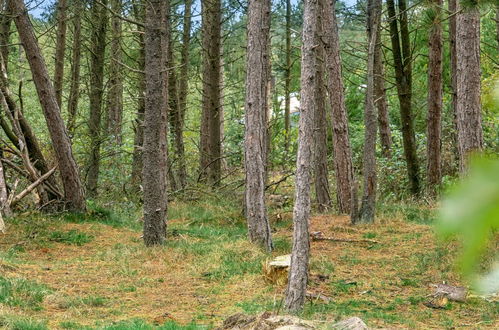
[0,196,497,329]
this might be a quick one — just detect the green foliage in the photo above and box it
[0,316,48,330]
[204,249,265,281]
[438,157,499,292]
[98,319,206,330]
[49,229,94,246]
[0,276,51,311]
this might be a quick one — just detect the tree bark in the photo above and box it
[142,0,168,246]
[449,0,458,163]
[386,0,420,195]
[86,0,108,197]
[53,0,67,109]
[0,0,11,73]
[373,25,391,157]
[66,0,82,133]
[0,157,11,218]
[426,0,443,189]
[285,0,317,313]
[175,0,192,190]
[244,0,273,252]
[455,0,483,173]
[314,0,331,212]
[322,0,354,214]
[106,0,123,144]
[199,0,222,186]
[9,0,85,211]
[496,5,499,52]
[131,0,145,190]
[284,0,291,154]
[354,0,380,224]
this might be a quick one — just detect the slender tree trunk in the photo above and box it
[106,0,123,144]
[374,25,391,157]
[53,0,67,108]
[284,0,291,154]
[86,0,108,197]
[66,0,82,133]
[354,0,380,224]
[285,0,317,313]
[322,0,354,214]
[0,155,10,217]
[496,5,499,51]
[244,0,273,252]
[386,0,420,194]
[175,0,192,189]
[314,0,331,212]
[10,0,85,211]
[166,18,179,192]
[131,0,145,189]
[427,0,443,189]
[455,0,483,172]
[199,0,222,186]
[0,0,11,73]
[142,0,168,246]
[449,0,458,163]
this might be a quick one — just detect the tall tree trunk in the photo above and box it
[426,0,443,189]
[106,0,123,144]
[496,5,499,51]
[386,0,420,194]
[244,0,273,252]
[142,0,168,246]
[86,0,108,197]
[166,15,179,192]
[354,0,380,224]
[449,0,458,163]
[175,0,192,189]
[53,0,67,109]
[284,0,291,154]
[131,0,145,190]
[374,26,391,157]
[0,155,9,233]
[66,0,82,133]
[314,0,331,212]
[9,0,85,211]
[285,0,317,313]
[0,0,11,73]
[322,0,354,214]
[455,0,482,172]
[199,0,222,186]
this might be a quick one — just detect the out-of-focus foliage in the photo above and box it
[438,156,499,293]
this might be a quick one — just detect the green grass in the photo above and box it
[204,248,265,281]
[378,202,436,224]
[0,316,48,330]
[97,319,207,330]
[49,229,94,246]
[0,276,51,311]
[58,295,108,309]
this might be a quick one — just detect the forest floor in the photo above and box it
[0,196,498,329]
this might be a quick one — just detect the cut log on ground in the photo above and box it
[431,283,467,302]
[218,313,368,330]
[263,254,290,285]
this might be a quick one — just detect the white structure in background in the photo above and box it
[276,92,301,117]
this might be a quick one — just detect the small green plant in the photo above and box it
[49,230,94,246]
[0,276,51,311]
[329,279,357,294]
[0,316,48,330]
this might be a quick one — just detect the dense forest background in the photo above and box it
[0,0,498,328]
